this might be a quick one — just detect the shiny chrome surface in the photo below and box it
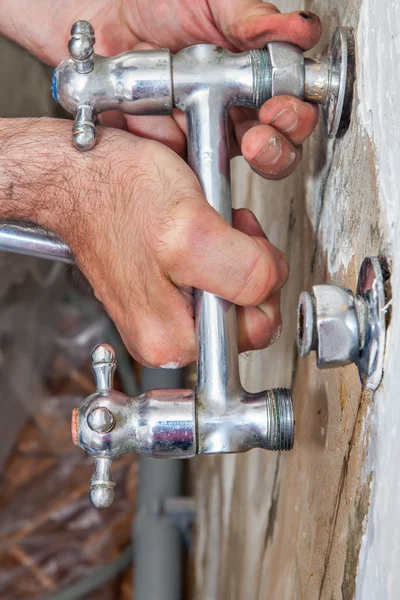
[173,45,293,453]
[89,457,115,509]
[76,343,293,506]
[87,406,115,434]
[304,285,360,369]
[322,27,349,138]
[0,222,73,263]
[72,104,97,150]
[68,20,95,74]
[356,257,387,391]
[76,345,196,461]
[56,50,173,116]
[268,41,304,98]
[297,257,388,391]
[77,343,196,506]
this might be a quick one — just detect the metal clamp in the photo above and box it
[297,257,389,391]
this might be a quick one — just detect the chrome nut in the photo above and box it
[267,42,305,98]
[298,284,360,369]
[297,258,388,391]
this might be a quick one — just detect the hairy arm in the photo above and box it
[0,118,80,226]
[0,1,320,185]
[0,117,288,366]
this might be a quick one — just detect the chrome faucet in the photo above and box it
[3,22,353,507]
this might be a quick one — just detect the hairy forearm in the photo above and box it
[0,118,103,244]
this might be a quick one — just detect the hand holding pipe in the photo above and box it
[48,22,351,507]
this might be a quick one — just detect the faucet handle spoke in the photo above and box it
[91,343,116,392]
[68,20,95,73]
[72,105,97,151]
[89,457,115,509]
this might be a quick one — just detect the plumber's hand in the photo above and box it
[2,0,322,180]
[0,119,288,367]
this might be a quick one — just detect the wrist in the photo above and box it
[0,118,87,240]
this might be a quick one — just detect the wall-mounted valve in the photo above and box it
[72,343,293,508]
[0,24,354,261]
[50,20,355,507]
[297,257,389,391]
[22,20,354,507]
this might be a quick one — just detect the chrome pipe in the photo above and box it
[0,222,73,264]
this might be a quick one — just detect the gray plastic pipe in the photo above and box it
[135,366,185,600]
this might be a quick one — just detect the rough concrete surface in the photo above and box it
[193,0,396,598]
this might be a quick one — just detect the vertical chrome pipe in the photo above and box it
[186,93,242,425]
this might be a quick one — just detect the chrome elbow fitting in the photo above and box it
[73,344,293,508]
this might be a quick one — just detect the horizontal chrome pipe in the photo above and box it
[0,222,73,263]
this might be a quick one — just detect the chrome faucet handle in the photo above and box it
[89,457,115,509]
[86,344,117,508]
[68,20,95,74]
[72,105,97,151]
[72,343,196,508]
[68,21,98,151]
[90,343,116,393]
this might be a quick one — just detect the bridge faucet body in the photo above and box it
[50,22,351,507]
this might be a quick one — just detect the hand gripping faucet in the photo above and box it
[50,22,352,507]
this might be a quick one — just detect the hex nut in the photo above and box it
[312,284,360,369]
[267,42,305,98]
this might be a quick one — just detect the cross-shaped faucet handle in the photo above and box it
[87,344,117,508]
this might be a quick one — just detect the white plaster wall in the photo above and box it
[355,2,400,598]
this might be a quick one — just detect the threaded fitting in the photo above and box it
[250,49,272,108]
[266,388,294,451]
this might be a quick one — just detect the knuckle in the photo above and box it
[160,204,208,272]
[234,250,280,306]
[138,339,182,369]
[135,329,195,369]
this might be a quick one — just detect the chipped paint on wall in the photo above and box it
[355,1,400,598]
[193,0,397,598]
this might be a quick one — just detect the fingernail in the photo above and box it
[271,255,289,294]
[298,11,318,21]
[256,303,283,345]
[160,362,181,369]
[248,212,268,238]
[270,107,299,133]
[279,255,289,285]
[257,299,275,319]
[254,136,282,165]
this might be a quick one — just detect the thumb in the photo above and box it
[163,200,288,308]
[213,1,322,51]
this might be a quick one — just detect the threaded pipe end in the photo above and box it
[250,49,272,108]
[266,388,294,451]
